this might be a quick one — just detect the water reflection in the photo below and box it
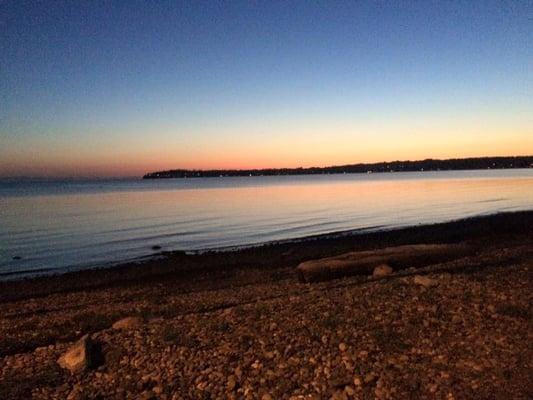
[1,171,532,278]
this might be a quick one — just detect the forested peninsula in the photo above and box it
[143,156,533,179]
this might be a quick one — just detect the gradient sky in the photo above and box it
[1,1,532,177]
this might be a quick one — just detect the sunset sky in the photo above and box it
[1,1,532,177]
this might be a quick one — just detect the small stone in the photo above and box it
[330,390,348,400]
[140,390,156,400]
[112,317,144,330]
[67,388,83,400]
[375,387,386,399]
[414,275,438,287]
[58,334,94,373]
[227,375,237,391]
[364,373,377,384]
[373,264,393,278]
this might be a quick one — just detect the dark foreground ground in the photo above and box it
[0,211,532,399]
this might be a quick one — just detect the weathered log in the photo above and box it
[296,243,474,282]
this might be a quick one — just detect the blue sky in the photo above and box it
[1,1,532,176]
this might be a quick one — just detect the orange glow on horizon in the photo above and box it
[1,121,532,177]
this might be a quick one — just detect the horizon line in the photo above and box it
[2,155,532,180]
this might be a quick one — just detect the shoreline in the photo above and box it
[1,210,531,399]
[142,156,533,178]
[1,210,531,300]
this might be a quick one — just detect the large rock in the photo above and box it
[297,243,472,282]
[372,264,393,277]
[112,316,144,330]
[58,334,94,373]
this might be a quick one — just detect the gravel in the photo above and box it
[0,236,531,399]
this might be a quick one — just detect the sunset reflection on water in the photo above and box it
[1,170,532,278]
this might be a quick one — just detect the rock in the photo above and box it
[58,334,95,373]
[331,390,348,400]
[375,386,387,399]
[139,390,156,400]
[414,275,438,288]
[364,373,378,384]
[151,245,162,250]
[67,388,84,400]
[373,264,393,278]
[227,375,237,391]
[12,255,22,260]
[112,317,144,330]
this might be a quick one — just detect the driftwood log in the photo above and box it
[296,243,474,283]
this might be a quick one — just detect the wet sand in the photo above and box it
[0,211,532,399]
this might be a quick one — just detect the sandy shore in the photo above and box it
[0,211,532,399]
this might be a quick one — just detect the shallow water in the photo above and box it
[1,169,532,279]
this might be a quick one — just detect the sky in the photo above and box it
[1,1,532,177]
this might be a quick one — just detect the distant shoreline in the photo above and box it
[143,156,533,179]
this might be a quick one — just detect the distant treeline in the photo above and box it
[143,156,533,179]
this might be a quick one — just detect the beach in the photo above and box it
[1,211,531,399]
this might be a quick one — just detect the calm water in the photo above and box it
[1,169,532,279]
